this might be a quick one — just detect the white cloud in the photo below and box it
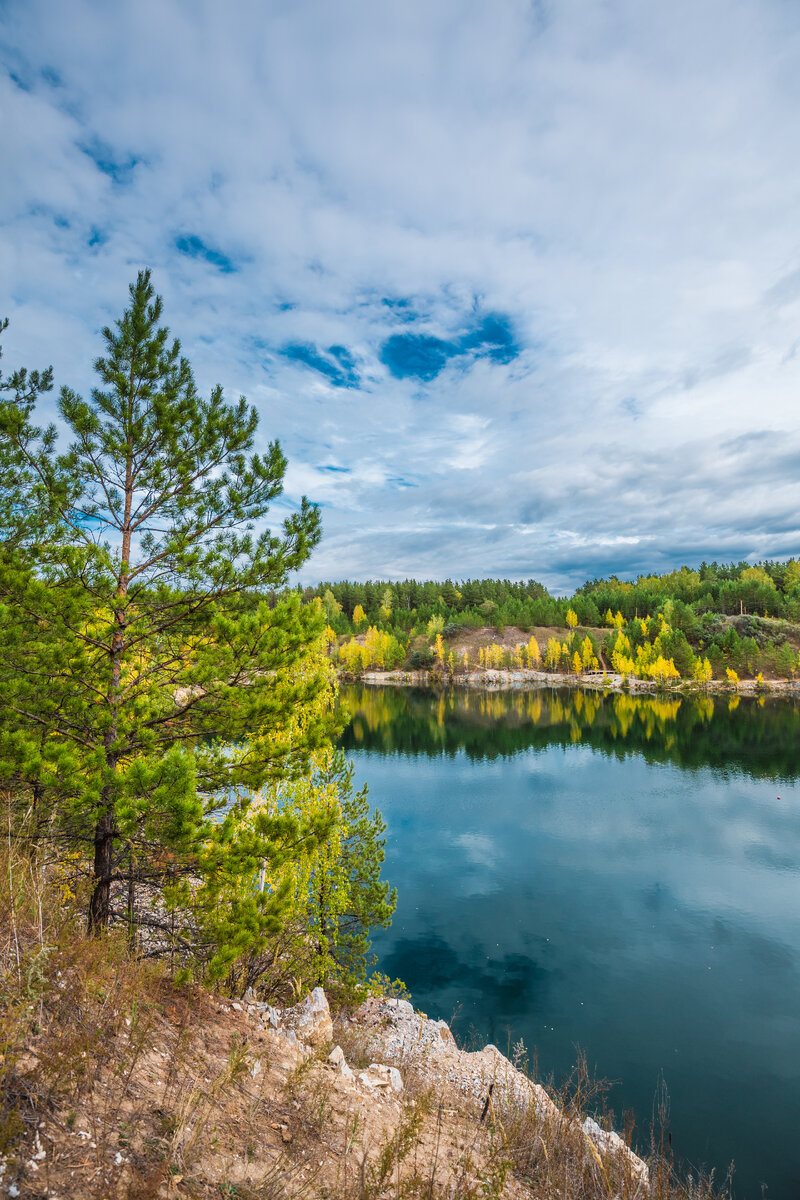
[3,0,800,589]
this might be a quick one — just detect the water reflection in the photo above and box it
[341,684,800,778]
[339,684,800,1198]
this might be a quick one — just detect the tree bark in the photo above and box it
[88,805,115,932]
[88,408,133,934]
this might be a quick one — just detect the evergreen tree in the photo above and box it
[0,316,56,545]
[0,272,331,950]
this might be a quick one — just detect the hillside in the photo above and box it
[306,567,800,686]
[2,933,718,1200]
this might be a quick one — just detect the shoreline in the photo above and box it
[345,666,800,698]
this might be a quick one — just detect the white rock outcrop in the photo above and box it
[282,986,333,1048]
[350,995,649,1189]
[250,987,648,1189]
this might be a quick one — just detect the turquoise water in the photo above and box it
[339,685,800,1199]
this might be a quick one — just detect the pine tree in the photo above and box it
[0,272,330,945]
[0,319,62,836]
[0,317,56,546]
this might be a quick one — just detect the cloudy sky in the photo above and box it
[3,0,800,591]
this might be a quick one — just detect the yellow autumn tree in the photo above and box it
[338,639,367,673]
[364,626,404,669]
[785,560,800,591]
[486,643,505,669]
[526,636,541,668]
[693,657,713,685]
[544,637,562,670]
[581,636,598,671]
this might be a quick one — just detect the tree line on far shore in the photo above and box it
[302,568,800,683]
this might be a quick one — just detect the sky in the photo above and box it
[2,0,800,593]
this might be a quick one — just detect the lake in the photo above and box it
[339,684,800,1200]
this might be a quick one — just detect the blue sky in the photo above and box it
[2,0,800,592]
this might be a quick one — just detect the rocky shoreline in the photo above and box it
[352,666,800,697]
[255,985,650,1191]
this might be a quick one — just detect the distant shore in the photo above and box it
[345,666,800,697]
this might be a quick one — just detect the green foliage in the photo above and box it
[0,273,331,957]
[321,587,342,625]
[238,748,396,996]
[337,627,405,672]
[304,560,800,682]
[0,317,57,547]
[407,645,435,670]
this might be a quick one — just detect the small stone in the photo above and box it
[366,1064,403,1093]
[328,1045,345,1067]
[387,1066,403,1093]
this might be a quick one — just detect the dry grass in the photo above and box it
[0,831,731,1199]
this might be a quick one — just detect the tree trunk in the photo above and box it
[88,804,115,932]
[126,848,136,951]
[89,421,133,934]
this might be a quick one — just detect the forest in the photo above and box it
[301,565,800,682]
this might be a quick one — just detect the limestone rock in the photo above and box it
[283,987,333,1048]
[367,1063,403,1093]
[583,1116,649,1184]
[352,994,648,1183]
[328,1045,345,1067]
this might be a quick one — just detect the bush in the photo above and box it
[407,646,434,669]
[732,615,785,648]
[699,612,727,642]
